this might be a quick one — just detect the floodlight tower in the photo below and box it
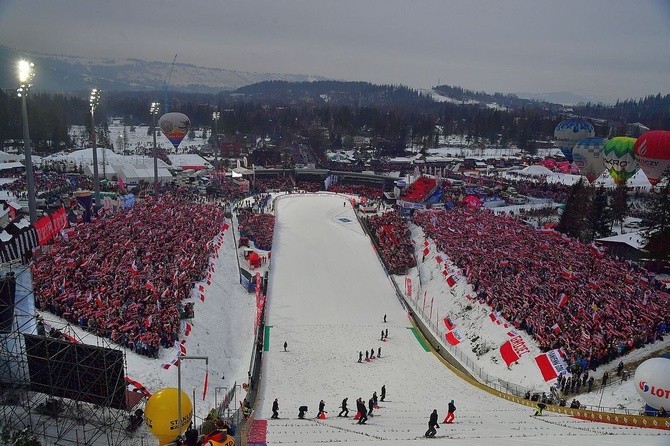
[17,61,37,223]
[151,102,161,188]
[212,111,220,170]
[90,89,101,206]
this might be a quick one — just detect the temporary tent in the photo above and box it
[248,251,261,269]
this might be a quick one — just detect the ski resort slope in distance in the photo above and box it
[254,194,669,446]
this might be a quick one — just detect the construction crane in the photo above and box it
[162,54,177,113]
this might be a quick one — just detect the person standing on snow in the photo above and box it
[317,400,326,418]
[444,400,456,423]
[425,409,440,437]
[368,397,375,417]
[380,385,386,402]
[338,398,349,417]
[271,398,279,419]
[356,398,368,424]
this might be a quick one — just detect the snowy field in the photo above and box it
[253,194,669,445]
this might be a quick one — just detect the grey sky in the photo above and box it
[1,0,669,101]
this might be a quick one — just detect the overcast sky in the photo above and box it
[1,0,669,102]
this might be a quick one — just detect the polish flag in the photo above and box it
[561,268,575,279]
[423,247,429,256]
[535,349,569,381]
[130,262,139,276]
[181,321,192,336]
[551,323,561,334]
[446,275,457,288]
[443,317,455,331]
[199,293,205,302]
[146,281,156,292]
[500,340,520,366]
[445,329,463,346]
[489,312,498,323]
[558,293,569,307]
[95,296,104,309]
[161,358,177,370]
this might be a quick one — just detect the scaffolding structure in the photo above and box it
[0,262,151,445]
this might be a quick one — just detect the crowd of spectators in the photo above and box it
[253,175,296,193]
[32,194,225,357]
[237,207,275,251]
[328,182,384,199]
[364,209,416,275]
[412,207,669,371]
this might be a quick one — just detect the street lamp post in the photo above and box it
[89,89,101,206]
[212,111,220,171]
[177,356,208,441]
[17,61,37,223]
[150,102,160,189]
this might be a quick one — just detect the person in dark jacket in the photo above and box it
[368,397,375,417]
[444,400,456,423]
[356,398,368,424]
[271,398,279,419]
[425,409,439,437]
[317,400,326,418]
[380,384,386,402]
[338,398,349,417]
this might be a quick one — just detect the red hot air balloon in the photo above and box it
[634,130,670,186]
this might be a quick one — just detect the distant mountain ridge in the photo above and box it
[0,45,328,94]
[0,45,614,107]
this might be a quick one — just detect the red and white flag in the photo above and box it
[130,262,139,276]
[500,340,520,366]
[445,329,463,346]
[161,358,178,370]
[446,275,457,288]
[181,321,192,336]
[551,323,561,334]
[558,293,569,307]
[561,268,575,279]
[500,335,530,366]
[443,317,455,331]
[145,281,156,292]
[535,349,569,381]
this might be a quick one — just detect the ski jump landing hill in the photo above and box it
[244,193,669,446]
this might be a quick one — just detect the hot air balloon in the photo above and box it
[603,136,638,185]
[145,387,193,445]
[633,130,670,186]
[554,119,595,163]
[634,357,670,412]
[572,137,608,183]
[159,112,191,150]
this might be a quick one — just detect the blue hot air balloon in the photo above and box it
[554,119,595,163]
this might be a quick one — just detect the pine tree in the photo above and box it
[643,168,670,270]
[557,178,591,240]
[610,182,629,234]
[586,186,612,242]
